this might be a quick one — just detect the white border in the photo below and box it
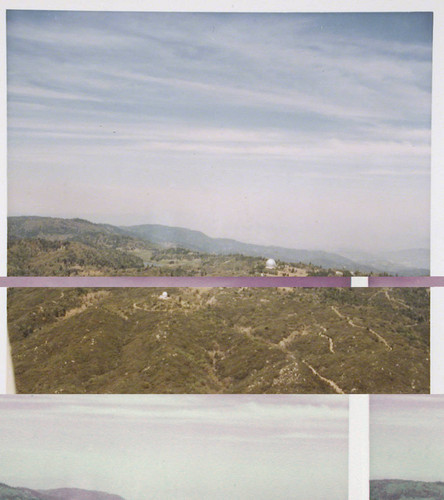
[351,277,369,288]
[349,395,370,500]
[431,287,444,393]
[0,289,6,393]
[0,0,440,13]
[431,4,444,276]
[0,4,6,395]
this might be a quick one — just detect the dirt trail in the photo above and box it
[133,301,157,312]
[52,291,65,304]
[207,343,229,392]
[302,360,345,394]
[111,309,129,321]
[368,290,384,301]
[278,329,306,349]
[275,327,343,392]
[332,305,392,351]
[384,290,411,310]
[318,326,335,353]
[348,319,363,329]
[369,328,393,351]
[331,306,345,319]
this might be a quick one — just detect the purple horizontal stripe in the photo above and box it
[369,276,441,287]
[0,276,351,288]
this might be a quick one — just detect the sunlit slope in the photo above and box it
[8,287,429,394]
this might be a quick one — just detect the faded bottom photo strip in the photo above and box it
[370,395,444,500]
[7,287,429,394]
[0,395,349,500]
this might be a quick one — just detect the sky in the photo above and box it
[371,395,444,482]
[6,11,432,252]
[0,395,348,500]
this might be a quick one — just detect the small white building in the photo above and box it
[158,291,169,300]
[265,258,277,269]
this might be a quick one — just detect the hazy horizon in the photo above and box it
[7,212,430,254]
[7,12,432,253]
[0,395,348,500]
[371,395,444,483]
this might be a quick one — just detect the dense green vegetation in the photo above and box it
[370,479,444,499]
[7,217,324,277]
[8,287,429,394]
[8,238,145,276]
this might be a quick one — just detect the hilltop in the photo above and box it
[370,479,444,499]
[7,216,429,275]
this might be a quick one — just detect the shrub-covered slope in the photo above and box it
[8,287,429,394]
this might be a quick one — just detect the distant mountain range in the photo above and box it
[8,216,429,275]
[126,223,429,275]
[0,482,125,500]
[371,479,444,499]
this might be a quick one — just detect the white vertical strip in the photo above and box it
[0,288,7,394]
[0,8,5,276]
[6,334,15,394]
[0,0,441,13]
[431,287,444,393]
[430,0,444,396]
[348,394,369,500]
[0,7,6,396]
[431,3,444,276]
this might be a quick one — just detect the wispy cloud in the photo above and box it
[6,11,432,252]
[0,395,349,500]
[371,395,444,482]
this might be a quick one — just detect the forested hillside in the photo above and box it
[8,287,429,394]
[8,216,426,275]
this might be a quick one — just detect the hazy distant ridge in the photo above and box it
[125,223,360,268]
[8,216,429,275]
[124,223,429,274]
[0,483,125,500]
[370,479,444,499]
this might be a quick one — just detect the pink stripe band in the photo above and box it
[0,276,350,287]
[0,276,441,287]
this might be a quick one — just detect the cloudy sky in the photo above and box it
[371,395,444,482]
[7,11,432,252]
[0,395,348,500]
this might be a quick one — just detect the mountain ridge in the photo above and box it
[0,482,125,500]
[7,216,429,275]
[370,479,444,499]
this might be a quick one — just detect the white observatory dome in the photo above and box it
[159,291,169,299]
[265,258,277,269]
